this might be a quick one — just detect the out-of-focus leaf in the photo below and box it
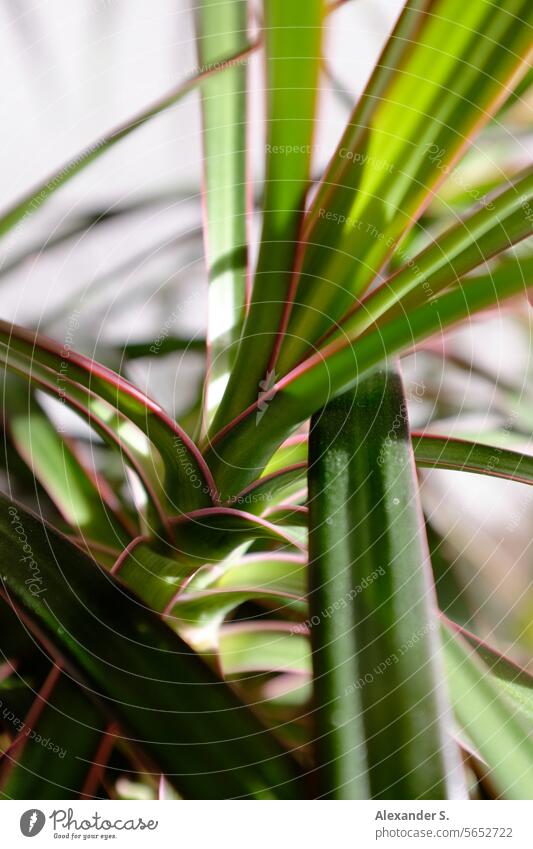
[116,336,205,361]
[114,509,305,615]
[426,523,473,628]
[3,347,174,537]
[168,552,307,629]
[413,432,533,485]
[0,321,216,515]
[443,618,533,729]
[0,496,305,799]
[6,378,131,548]
[0,665,109,800]
[442,623,533,799]
[219,624,311,676]
[0,42,257,242]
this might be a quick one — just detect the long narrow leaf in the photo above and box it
[0,43,257,242]
[211,0,325,432]
[307,365,463,799]
[196,0,249,423]
[0,321,216,512]
[442,623,533,799]
[275,0,532,371]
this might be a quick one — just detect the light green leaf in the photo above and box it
[211,0,326,432]
[197,0,249,421]
[6,378,130,549]
[442,623,533,799]
[276,0,532,371]
[413,433,533,485]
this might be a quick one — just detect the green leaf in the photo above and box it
[196,0,249,422]
[205,229,532,499]
[0,496,304,799]
[6,378,131,549]
[0,321,216,515]
[307,365,463,799]
[0,664,108,800]
[211,0,326,433]
[153,552,306,632]
[426,523,473,628]
[275,0,533,371]
[413,433,533,485]
[219,624,311,676]
[116,336,205,361]
[329,167,533,344]
[3,346,173,537]
[114,509,305,615]
[442,618,533,730]
[234,463,308,514]
[442,622,533,799]
[0,42,257,242]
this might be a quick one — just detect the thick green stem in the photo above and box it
[308,363,465,799]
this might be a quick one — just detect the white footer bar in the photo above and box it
[2,800,530,848]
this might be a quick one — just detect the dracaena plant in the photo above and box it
[0,0,532,801]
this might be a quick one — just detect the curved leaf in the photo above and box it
[0,321,216,513]
[0,43,257,242]
[413,433,533,485]
[5,378,131,548]
[442,623,533,800]
[329,167,533,345]
[114,509,305,614]
[0,496,304,799]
